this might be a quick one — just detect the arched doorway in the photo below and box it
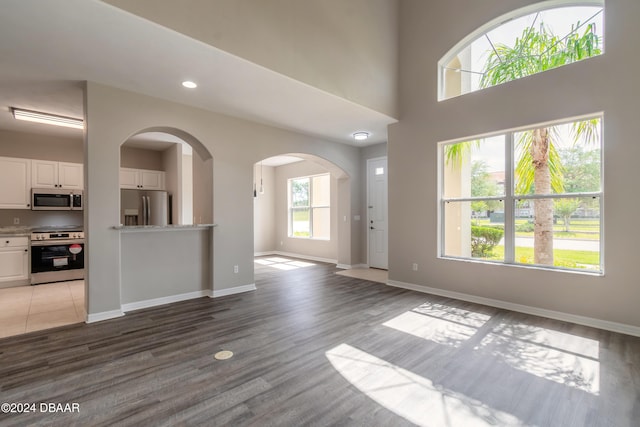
[253,153,351,272]
[116,127,215,310]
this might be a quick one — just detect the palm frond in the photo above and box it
[444,140,480,168]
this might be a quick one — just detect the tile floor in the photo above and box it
[0,280,85,339]
[335,266,388,283]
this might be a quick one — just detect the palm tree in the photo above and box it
[479,21,601,265]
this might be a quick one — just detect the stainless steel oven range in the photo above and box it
[31,226,85,285]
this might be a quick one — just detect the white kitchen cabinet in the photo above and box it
[120,168,165,190]
[32,160,83,190]
[0,237,29,283]
[0,157,31,209]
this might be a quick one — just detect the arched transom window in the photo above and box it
[438,1,604,101]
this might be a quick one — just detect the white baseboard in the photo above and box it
[254,251,273,257]
[337,263,369,269]
[86,309,124,323]
[387,279,640,338]
[212,283,257,298]
[121,290,209,313]
[255,251,337,265]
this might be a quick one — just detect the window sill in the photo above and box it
[438,255,604,277]
[288,236,330,241]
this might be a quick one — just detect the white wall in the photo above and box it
[391,0,640,328]
[102,0,398,118]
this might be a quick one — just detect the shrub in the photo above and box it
[471,226,504,258]
[516,222,535,232]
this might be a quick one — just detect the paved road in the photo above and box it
[500,237,599,251]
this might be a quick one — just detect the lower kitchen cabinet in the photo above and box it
[0,237,29,284]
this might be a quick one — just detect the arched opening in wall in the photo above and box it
[120,128,213,226]
[117,127,214,309]
[253,153,350,273]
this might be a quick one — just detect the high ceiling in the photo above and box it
[0,0,395,146]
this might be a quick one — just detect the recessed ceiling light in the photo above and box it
[353,132,370,141]
[182,81,197,89]
[11,107,83,130]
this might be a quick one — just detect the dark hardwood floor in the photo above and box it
[1,256,639,426]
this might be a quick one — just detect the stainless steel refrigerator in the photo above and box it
[121,189,171,226]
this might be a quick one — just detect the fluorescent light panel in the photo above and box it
[11,108,84,130]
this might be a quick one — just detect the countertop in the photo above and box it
[0,227,33,237]
[113,224,217,232]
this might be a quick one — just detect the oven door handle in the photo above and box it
[31,240,85,246]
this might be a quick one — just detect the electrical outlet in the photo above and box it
[412,263,418,271]
[234,265,239,274]
[13,217,19,225]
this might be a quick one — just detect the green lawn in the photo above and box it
[292,209,310,237]
[474,218,600,240]
[487,245,600,269]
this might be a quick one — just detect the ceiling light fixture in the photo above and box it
[353,132,370,141]
[11,107,83,130]
[182,81,197,89]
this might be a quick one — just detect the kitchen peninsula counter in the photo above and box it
[114,224,217,232]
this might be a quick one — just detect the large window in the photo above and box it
[439,2,604,100]
[440,116,602,273]
[289,174,330,239]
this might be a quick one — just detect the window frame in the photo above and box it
[438,114,604,274]
[437,0,605,101]
[288,173,331,240]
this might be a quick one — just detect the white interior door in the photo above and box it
[368,157,388,269]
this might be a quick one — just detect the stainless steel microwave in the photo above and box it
[31,189,83,211]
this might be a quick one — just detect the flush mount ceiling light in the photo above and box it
[353,132,370,141]
[182,81,197,89]
[11,107,83,130]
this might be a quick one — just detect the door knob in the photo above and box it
[370,226,375,230]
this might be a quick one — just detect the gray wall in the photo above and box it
[103,0,398,118]
[0,129,83,162]
[162,143,180,224]
[0,210,83,228]
[120,146,164,170]
[84,82,362,316]
[391,0,640,327]
[120,230,209,304]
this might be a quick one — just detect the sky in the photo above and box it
[460,6,604,91]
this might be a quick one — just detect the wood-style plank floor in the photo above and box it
[1,256,639,426]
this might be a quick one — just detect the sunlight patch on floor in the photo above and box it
[326,343,524,427]
[254,257,316,270]
[475,322,600,394]
[383,302,491,348]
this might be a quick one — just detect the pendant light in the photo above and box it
[253,163,257,198]
[259,161,265,195]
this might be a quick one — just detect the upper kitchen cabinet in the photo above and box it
[32,160,84,190]
[0,157,31,209]
[120,168,165,190]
